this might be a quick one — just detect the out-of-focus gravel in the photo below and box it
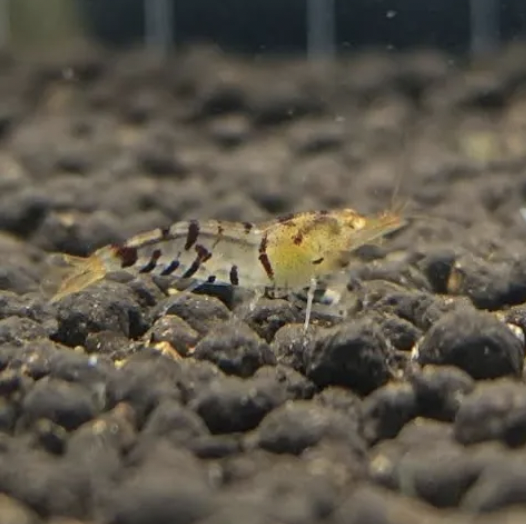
[3,43,526,523]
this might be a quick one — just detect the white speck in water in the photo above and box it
[386,10,397,19]
[88,355,99,367]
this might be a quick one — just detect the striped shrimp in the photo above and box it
[45,207,406,331]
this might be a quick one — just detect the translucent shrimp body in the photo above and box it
[47,208,406,330]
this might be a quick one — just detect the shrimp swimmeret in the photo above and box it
[45,208,407,331]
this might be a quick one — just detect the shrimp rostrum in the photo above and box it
[46,208,406,331]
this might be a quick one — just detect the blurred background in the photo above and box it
[1,0,525,57]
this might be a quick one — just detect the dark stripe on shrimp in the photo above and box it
[114,245,139,268]
[229,265,239,286]
[259,253,274,280]
[180,243,212,280]
[195,244,212,262]
[160,259,180,276]
[181,259,201,279]
[139,249,162,273]
[184,220,200,251]
[258,234,274,280]
[259,233,268,254]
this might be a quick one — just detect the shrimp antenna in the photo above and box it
[384,128,457,229]
[389,124,412,215]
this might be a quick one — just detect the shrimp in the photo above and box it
[44,207,407,331]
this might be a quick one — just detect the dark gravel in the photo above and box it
[3,44,526,522]
[306,319,391,394]
[193,319,276,377]
[414,308,525,379]
[189,373,286,434]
